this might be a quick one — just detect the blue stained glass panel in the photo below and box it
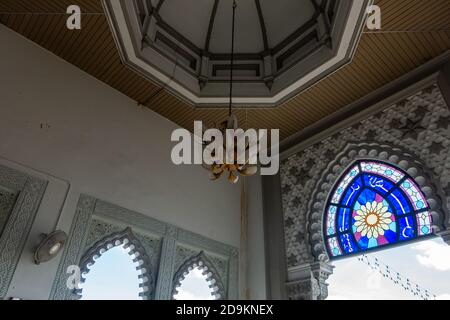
[342,178,363,207]
[337,208,351,233]
[388,189,412,216]
[398,216,415,241]
[362,174,394,195]
[324,160,432,259]
[339,234,358,254]
[354,188,376,206]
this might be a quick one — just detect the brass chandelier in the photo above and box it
[202,0,258,184]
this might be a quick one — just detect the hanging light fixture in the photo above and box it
[202,0,258,184]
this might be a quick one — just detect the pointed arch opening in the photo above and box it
[80,244,142,300]
[173,266,216,300]
[172,252,226,300]
[77,228,155,300]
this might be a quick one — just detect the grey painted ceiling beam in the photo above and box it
[204,0,220,55]
[310,0,320,12]
[155,16,203,56]
[271,17,317,55]
[254,0,269,54]
[156,0,166,13]
[145,0,153,15]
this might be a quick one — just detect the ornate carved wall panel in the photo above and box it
[0,187,18,236]
[50,195,238,300]
[280,84,450,269]
[0,164,47,298]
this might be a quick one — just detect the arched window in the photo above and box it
[324,160,434,259]
[77,228,155,300]
[173,266,216,300]
[80,244,142,300]
[172,252,225,300]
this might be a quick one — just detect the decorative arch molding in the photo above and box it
[307,142,449,262]
[51,195,238,300]
[172,251,226,300]
[0,164,47,299]
[77,227,155,300]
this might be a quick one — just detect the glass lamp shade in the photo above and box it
[34,230,67,265]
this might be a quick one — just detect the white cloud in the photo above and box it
[328,239,450,300]
[327,258,415,300]
[414,241,450,271]
[366,269,382,290]
[435,293,450,300]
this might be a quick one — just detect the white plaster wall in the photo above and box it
[0,25,241,299]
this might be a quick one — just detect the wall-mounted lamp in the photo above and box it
[34,230,67,265]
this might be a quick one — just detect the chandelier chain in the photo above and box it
[229,0,237,116]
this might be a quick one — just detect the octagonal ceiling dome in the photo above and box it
[103,0,370,107]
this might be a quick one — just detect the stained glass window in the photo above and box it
[324,160,433,259]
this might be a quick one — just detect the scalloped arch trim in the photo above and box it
[172,251,226,300]
[77,227,155,299]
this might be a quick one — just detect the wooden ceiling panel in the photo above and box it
[0,0,103,13]
[0,0,449,141]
